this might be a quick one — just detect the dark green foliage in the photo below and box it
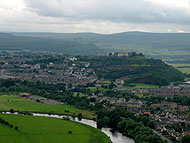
[15,126,18,131]
[72,113,76,120]
[182,135,190,143]
[80,56,184,86]
[78,113,83,121]
[68,83,72,89]
[97,109,167,143]
[1,79,16,88]
[0,117,17,131]
[0,79,95,110]
[90,97,96,103]
[173,96,190,106]
[10,109,15,114]
[18,111,33,116]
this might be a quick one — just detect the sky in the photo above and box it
[0,0,190,33]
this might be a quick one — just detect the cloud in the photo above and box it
[0,0,190,33]
[23,0,190,24]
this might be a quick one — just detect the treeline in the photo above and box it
[138,95,190,106]
[0,79,99,110]
[69,84,190,106]
[97,108,167,143]
[79,56,185,86]
[0,117,19,132]
[24,56,65,65]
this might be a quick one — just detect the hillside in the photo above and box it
[0,33,104,56]
[12,32,190,59]
[79,54,185,86]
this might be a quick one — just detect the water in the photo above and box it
[32,113,134,143]
[186,81,190,84]
[4,112,134,143]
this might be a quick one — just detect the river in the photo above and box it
[3,112,134,143]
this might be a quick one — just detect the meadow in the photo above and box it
[177,68,190,74]
[117,83,159,88]
[0,95,96,119]
[89,87,110,92]
[168,63,190,74]
[73,93,89,97]
[0,114,111,143]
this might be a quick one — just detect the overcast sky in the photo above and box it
[0,0,190,33]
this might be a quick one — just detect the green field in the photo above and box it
[0,95,96,119]
[168,63,190,74]
[177,68,190,74]
[73,93,89,97]
[117,83,159,88]
[128,83,159,88]
[168,63,190,67]
[0,114,111,143]
[89,87,110,92]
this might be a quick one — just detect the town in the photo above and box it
[0,53,190,142]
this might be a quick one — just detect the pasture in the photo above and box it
[0,95,96,119]
[0,114,110,143]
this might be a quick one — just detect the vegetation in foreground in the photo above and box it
[0,114,111,143]
[0,79,99,119]
[97,108,167,143]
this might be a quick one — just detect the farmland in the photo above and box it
[0,95,96,119]
[168,63,190,74]
[0,114,111,143]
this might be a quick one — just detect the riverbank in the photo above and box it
[2,112,134,143]
[0,113,111,143]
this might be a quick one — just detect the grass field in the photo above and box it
[117,83,159,88]
[0,114,111,143]
[73,93,89,97]
[89,87,110,92]
[0,95,96,119]
[128,83,159,88]
[177,68,190,74]
[168,63,190,74]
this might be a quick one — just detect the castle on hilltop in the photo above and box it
[109,52,137,57]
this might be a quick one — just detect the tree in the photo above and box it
[1,79,16,88]
[109,82,114,89]
[78,113,83,121]
[10,109,15,114]
[15,126,18,131]
[72,113,76,121]
[68,83,72,89]
[90,97,96,103]
[182,135,190,143]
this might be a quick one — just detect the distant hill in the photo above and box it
[79,54,185,86]
[0,33,104,56]
[12,32,190,59]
